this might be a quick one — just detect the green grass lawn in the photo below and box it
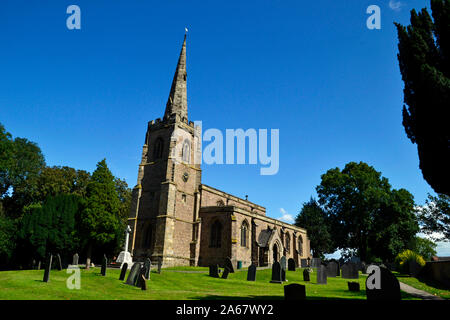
[394,272,450,300]
[0,267,419,300]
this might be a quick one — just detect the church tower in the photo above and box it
[128,36,202,266]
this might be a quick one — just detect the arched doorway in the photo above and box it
[273,243,279,263]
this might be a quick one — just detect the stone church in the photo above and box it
[127,36,311,269]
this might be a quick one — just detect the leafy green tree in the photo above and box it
[17,194,82,266]
[410,236,437,260]
[295,198,334,258]
[79,159,123,268]
[417,193,450,241]
[316,162,419,261]
[0,216,17,269]
[395,0,450,196]
[114,177,132,221]
[0,124,14,198]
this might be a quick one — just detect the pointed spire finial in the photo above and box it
[164,35,188,121]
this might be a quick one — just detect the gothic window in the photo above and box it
[298,236,303,256]
[154,138,164,160]
[210,220,222,248]
[182,139,190,163]
[285,232,290,254]
[241,220,249,248]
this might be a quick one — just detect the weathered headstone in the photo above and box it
[224,257,235,273]
[288,258,296,271]
[280,256,287,282]
[222,267,230,279]
[348,281,360,292]
[101,255,107,276]
[209,264,219,278]
[72,253,79,266]
[144,258,151,280]
[136,266,147,288]
[326,260,339,277]
[284,283,306,300]
[157,258,162,274]
[365,265,401,300]
[270,262,282,283]
[311,258,321,268]
[125,262,141,286]
[303,269,310,282]
[247,264,256,281]
[300,259,308,268]
[43,254,52,282]
[119,263,128,280]
[341,262,359,279]
[316,264,327,284]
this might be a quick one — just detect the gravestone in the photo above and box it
[224,257,235,273]
[316,264,327,284]
[43,254,52,283]
[144,258,151,280]
[341,263,359,279]
[300,259,308,268]
[284,283,306,300]
[157,259,162,274]
[311,258,321,268]
[326,260,339,277]
[140,274,147,291]
[136,266,147,288]
[270,262,282,283]
[280,256,287,282]
[72,253,79,266]
[247,264,256,281]
[288,258,296,271]
[365,265,401,301]
[119,263,128,280]
[101,255,107,276]
[303,269,310,282]
[348,281,360,292]
[222,267,230,279]
[209,264,219,278]
[125,262,141,286]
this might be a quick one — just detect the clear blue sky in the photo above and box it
[1,1,447,255]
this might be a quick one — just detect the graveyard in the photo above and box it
[0,266,422,300]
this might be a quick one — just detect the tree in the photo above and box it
[0,216,17,269]
[410,236,437,260]
[79,159,123,269]
[114,177,132,221]
[395,0,450,196]
[316,162,419,262]
[417,193,450,241]
[295,197,334,258]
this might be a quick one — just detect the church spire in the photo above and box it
[164,35,188,121]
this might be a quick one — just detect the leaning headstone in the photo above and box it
[125,262,141,286]
[326,260,339,277]
[247,264,256,281]
[101,255,107,276]
[311,258,321,268]
[43,254,52,282]
[288,258,296,271]
[316,264,327,284]
[143,258,151,280]
[222,267,230,279]
[284,283,306,300]
[280,256,287,281]
[136,266,147,288]
[119,263,128,281]
[348,281,360,292]
[270,262,282,284]
[300,259,308,268]
[303,269,310,281]
[209,264,220,278]
[224,257,235,273]
[72,253,79,266]
[140,275,147,291]
[341,263,359,279]
[365,265,401,301]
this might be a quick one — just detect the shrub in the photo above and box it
[394,250,426,274]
